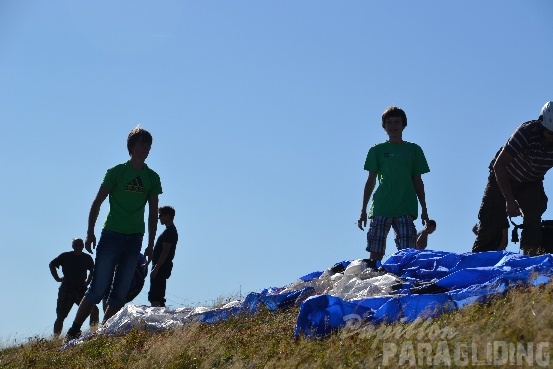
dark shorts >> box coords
[56,283,86,319]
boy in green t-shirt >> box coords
[357,106,430,267]
[65,126,162,343]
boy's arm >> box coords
[151,242,172,279]
[412,175,429,225]
[144,194,159,263]
[86,186,110,254]
[358,172,377,230]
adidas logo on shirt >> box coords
[124,177,146,193]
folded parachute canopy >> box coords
[91,249,553,341]
[293,249,553,338]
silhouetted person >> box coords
[65,126,162,342]
[49,238,99,337]
[148,206,179,307]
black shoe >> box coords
[330,262,346,274]
[64,327,81,343]
[363,258,377,270]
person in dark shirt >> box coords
[148,205,178,307]
[473,101,553,255]
[49,238,100,337]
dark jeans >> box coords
[84,230,143,309]
[473,172,547,252]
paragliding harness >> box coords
[509,218,553,254]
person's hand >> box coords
[358,211,367,230]
[506,199,521,217]
[85,233,96,254]
[421,211,429,226]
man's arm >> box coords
[85,186,110,254]
[49,260,62,282]
[151,242,172,279]
[412,175,429,225]
[358,172,377,230]
[493,148,520,217]
[144,194,159,263]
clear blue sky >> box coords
[1,1,552,344]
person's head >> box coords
[158,205,175,225]
[381,106,407,129]
[72,238,84,253]
[426,220,436,234]
[127,125,153,157]
[540,101,553,141]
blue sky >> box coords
[1,1,553,344]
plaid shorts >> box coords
[366,215,417,254]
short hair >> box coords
[427,220,436,228]
[381,106,407,128]
[127,125,153,155]
[159,205,176,219]
[72,238,84,247]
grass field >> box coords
[1,281,552,368]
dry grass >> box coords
[2,282,553,369]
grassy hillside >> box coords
[1,281,552,369]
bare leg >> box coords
[53,317,64,337]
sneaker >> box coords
[63,327,81,344]
[362,258,377,270]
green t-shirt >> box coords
[101,161,163,234]
[364,141,429,219]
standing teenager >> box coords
[358,106,430,267]
[65,126,162,341]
